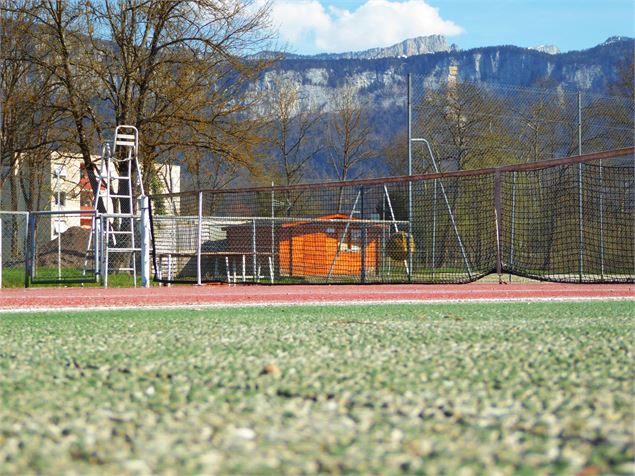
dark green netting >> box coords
[149,154,634,284]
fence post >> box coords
[577,91,582,156]
[271,182,275,283]
[509,172,517,282]
[577,92,584,283]
[56,215,62,280]
[578,163,584,282]
[197,191,203,286]
[494,170,503,283]
[252,219,257,283]
[360,186,366,284]
[599,161,605,280]
[407,73,414,283]
[432,179,437,280]
[0,217,3,289]
[139,195,151,288]
[26,213,34,288]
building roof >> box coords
[280,214,386,230]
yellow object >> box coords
[386,232,415,261]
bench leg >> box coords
[269,256,274,284]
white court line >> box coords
[0,296,633,314]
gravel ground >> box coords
[0,302,633,475]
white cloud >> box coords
[269,1,331,45]
[269,0,463,53]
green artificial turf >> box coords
[1,302,633,475]
[1,268,143,288]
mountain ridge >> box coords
[252,36,634,110]
[260,35,633,62]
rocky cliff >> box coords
[252,36,634,112]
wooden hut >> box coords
[225,214,384,280]
[277,214,382,278]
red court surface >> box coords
[0,283,633,311]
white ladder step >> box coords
[115,140,136,147]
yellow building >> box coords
[1,151,180,241]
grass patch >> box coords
[2,268,143,288]
[0,302,633,475]
[1,268,27,287]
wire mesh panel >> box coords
[578,164,635,282]
[501,161,634,282]
[410,175,497,283]
[502,165,583,280]
[582,94,634,153]
[0,212,29,288]
[150,149,634,285]
[95,214,144,286]
[409,77,634,173]
[28,211,98,284]
[151,186,413,284]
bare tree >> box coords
[261,76,323,214]
[610,56,634,101]
[581,57,635,152]
[327,86,376,211]
[380,129,408,177]
[0,3,62,210]
[417,82,511,170]
[6,0,276,209]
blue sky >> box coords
[267,0,635,54]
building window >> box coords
[80,190,93,208]
[54,192,66,207]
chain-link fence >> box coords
[22,210,146,286]
[1,202,149,288]
[501,161,634,282]
[149,148,634,285]
[26,211,98,285]
[409,77,634,173]
[0,212,29,288]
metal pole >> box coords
[101,216,107,286]
[0,217,3,289]
[139,195,150,288]
[327,191,361,282]
[599,161,605,280]
[103,216,109,288]
[432,179,437,280]
[271,182,275,283]
[95,217,101,279]
[407,73,414,282]
[197,191,203,285]
[26,213,34,288]
[381,195,386,280]
[383,185,400,232]
[383,184,409,276]
[577,92,584,282]
[56,171,62,280]
[360,187,366,284]
[577,91,582,156]
[509,172,517,283]
[578,163,584,282]
[252,219,257,283]
[494,170,503,283]
[413,138,472,278]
